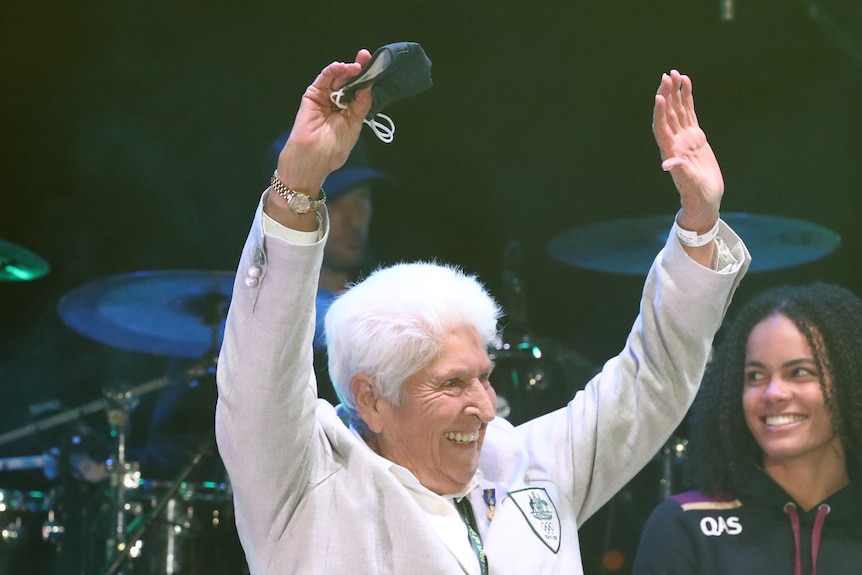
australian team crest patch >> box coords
[509,487,561,553]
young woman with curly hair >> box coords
[633,282,862,575]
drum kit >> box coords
[0,213,840,574]
[1,244,241,575]
[547,212,841,275]
[0,240,51,283]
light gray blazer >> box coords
[216,195,750,574]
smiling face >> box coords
[372,324,497,495]
[742,313,844,474]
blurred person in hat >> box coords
[269,132,389,403]
[62,136,388,480]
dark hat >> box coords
[267,132,389,200]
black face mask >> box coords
[330,42,433,143]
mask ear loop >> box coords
[330,90,396,144]
[364,114,395,144]
[330,89,348,110]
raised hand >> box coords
[277,49,374,195]
[653,70,723,234]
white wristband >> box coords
[674,214,720,247]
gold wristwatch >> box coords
[271,170,327,214]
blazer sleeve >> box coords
[215,192,330,568]
[517,220,749,524]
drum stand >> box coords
[101,435,214,575]
[96,359,217,575]
[101,386,139,575]
[0,373,182,574]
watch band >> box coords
[271,170,327,214]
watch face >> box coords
[289,193,313,214]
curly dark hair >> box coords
[688,282,862,496]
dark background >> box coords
[2,0,862,573]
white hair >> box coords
[325,261,502,427]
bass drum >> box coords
[0,488,57,575]
[124,480,247,575]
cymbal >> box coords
[547,213,841,275]
[0,239,50,281]
[58,270,234,358]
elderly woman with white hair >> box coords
[215,48,750,574]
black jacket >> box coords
[632,469,862,574]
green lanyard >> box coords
[455,496,489,575]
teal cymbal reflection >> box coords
[548,213,841,275]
